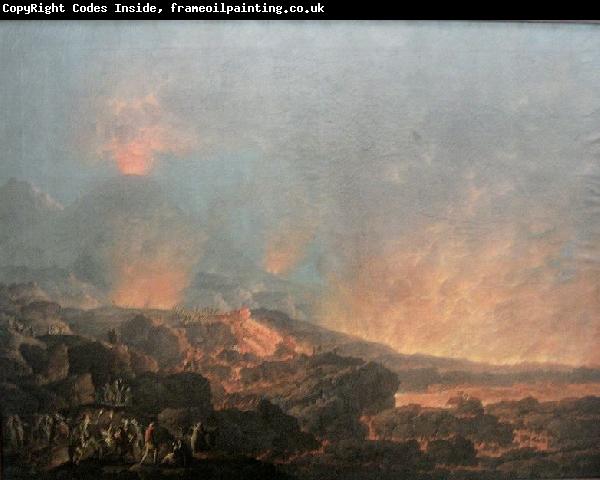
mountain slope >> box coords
[0,178,63,265]
[0,177,317,316]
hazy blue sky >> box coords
[2,21,600,364]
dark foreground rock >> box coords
[4,457,296,480]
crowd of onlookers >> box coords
[3,411,217,468]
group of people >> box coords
[6,317,34,336]
[3,411,141,464]
[96,378,132,407]
[4,411,218,468]
[68,412,144,464]
[5,317,68,337]
[4,413,69,458]
[138,420,218,467]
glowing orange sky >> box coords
[71,51,599,367]
[264,221,315,275]
[104,184,206,310]
[320,185,600,366]
[111,259,188,309]
[99,93,195,176]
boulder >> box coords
[120,315,190,368]
[68,340,132,386]
[0,382,39,414]
[50,373,95,408]
[131,371,212,415]
[213,399,319,459]
[128,346,159,374]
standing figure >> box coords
[140,422,158,465]
[5,415,24,452]
[190,422,206,455]
[130,419,144,458]
[50,413,69,445]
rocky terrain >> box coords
[1,282,600,479]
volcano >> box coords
[0,178,63,265]
[0,176,200,307]
[0,177,317,315]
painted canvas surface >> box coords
[1,21,599,479]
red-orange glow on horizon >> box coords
[111,260,189,309]
[264,224,315,275]
[394,382,600,408]
[320,188,600,366]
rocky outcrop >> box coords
[234,352,399,441]
[120,314,190,368]
[67,339,132,386]
[214,399,319,459]
[130,371,212,415]
[128,346,159,374]
[19,342,69,384]
[45,343,70,382]
[49,373,95,408]
[0,382,40,414]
